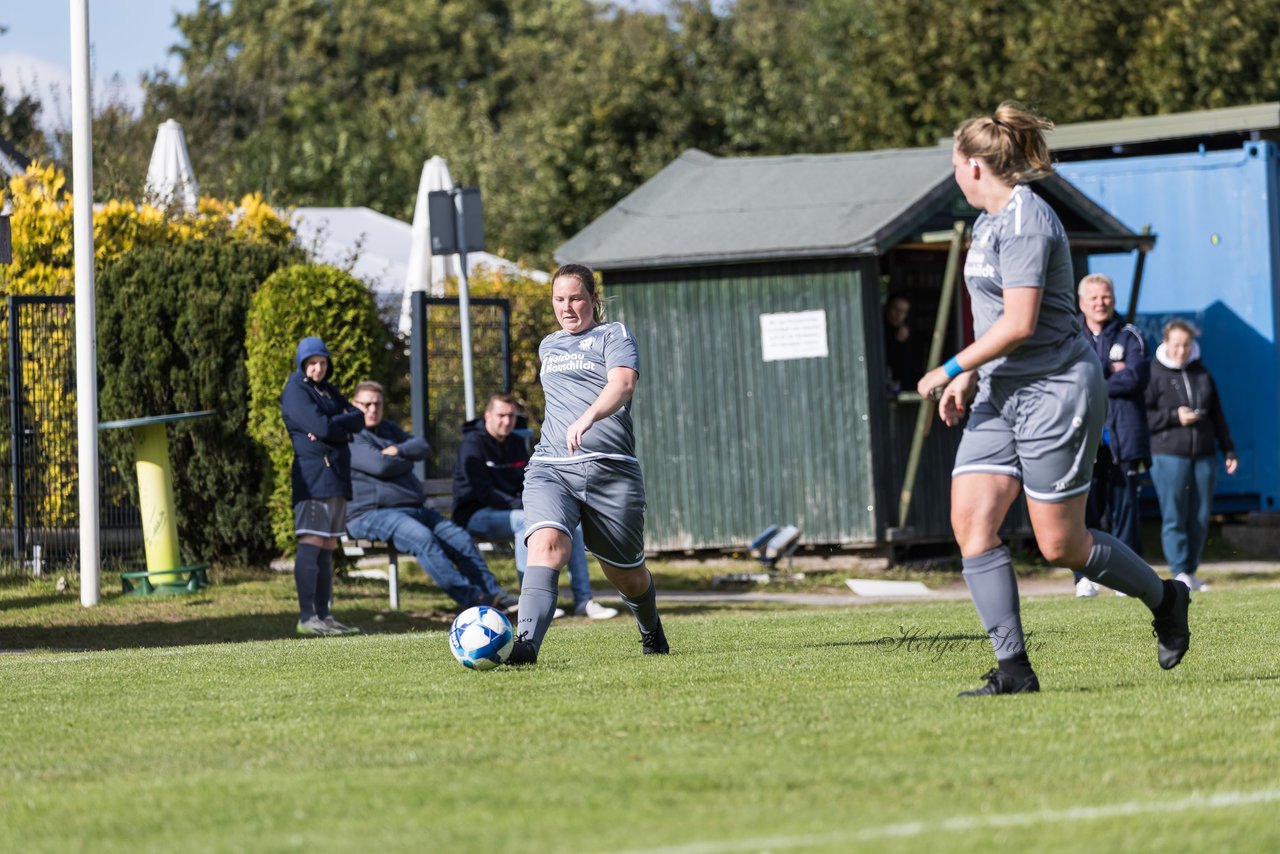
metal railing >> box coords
[1,295,142,574]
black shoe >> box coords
[506,636,538,666]
[1152,580,1191,670]
[958,668,1040,697]
[640,619,669,655]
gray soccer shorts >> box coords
[294,497,348,538]
[523,457,647,568]
[952,355,1106,502]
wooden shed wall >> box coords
[608,259,882,551]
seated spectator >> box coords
[345,381,517,613]
[453,393,618,620]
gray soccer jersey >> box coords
[532,321,640,463]
[964,184,1088,378]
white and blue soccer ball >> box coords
[449,605,514,670]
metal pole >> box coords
[500,302,512,393]
[454,189,476,420]
[7,297,23,561]
[1125,225,1153,325]
[410,291,428,483]
[70,0,101,605]
[898,221,966,529]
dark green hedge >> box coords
[97,237,302,565]
[245,264,393,553]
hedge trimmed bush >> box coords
[1,163,296,544]
[97,237,303,565]
[245,264,393,553]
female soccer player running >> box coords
[506,264,668,664]
[917,103,1190,696]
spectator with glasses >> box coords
[345,380,518,613]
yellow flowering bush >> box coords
[0,163,297,542]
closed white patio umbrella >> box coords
[144,119,198,213]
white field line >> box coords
[614,788,1280,854]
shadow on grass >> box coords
[0,605,457,653]
[0,592,74,613]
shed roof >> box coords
[556,147,1148,270]
[1047,102,1280,153]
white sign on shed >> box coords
[760,309,829,362]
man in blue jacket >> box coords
[1075,273,1152,597]
[345,380,517,613]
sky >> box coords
[0,0,201,126]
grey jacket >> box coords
[346,419,432,525]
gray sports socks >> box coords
[1082,529,1164,608]
[618,576,660,634]
[516,565,561,651]
[961,544,1025,660]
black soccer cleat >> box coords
[506,635,538,666]
[640,618,669,655]
[958,668,1041,697]
[1152,579,1191,670]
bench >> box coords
[342,478,505,610]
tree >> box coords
[0,83,52,164]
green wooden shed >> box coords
[555,146,1151,553]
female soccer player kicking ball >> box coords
[506,264,668,664]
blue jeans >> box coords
[1150,454,1217,576]
[465,508,593,606]
[348,505,505,608]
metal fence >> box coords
[412,296,512,479]
[1,295,143,574]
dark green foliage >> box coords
[18,0,1280,261]
[97,238,303,565]
[245,264,394,552]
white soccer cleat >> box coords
[1075,578,1099,598]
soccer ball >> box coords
[449,605,514,670]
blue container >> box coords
[1059,142,1279,513]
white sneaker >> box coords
[1075,578,1098,598]
[1175,572,1209,592]
[551,607,566,620]
[577,600,619,620]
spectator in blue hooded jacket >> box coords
[1073,273,1151,598]
[281,336,366,636]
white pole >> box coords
[454,189,476,420]
[70,0,100,606]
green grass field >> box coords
[2,567,1278,853]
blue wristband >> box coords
[943,356,965,379]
